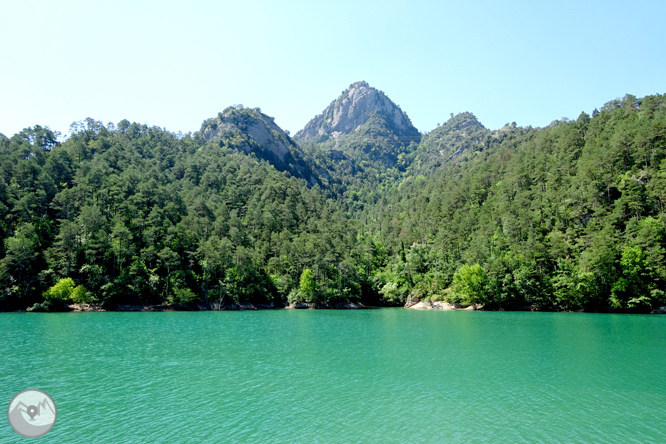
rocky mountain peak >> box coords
[201,107,293,162]
[199,106,321,187]
[411,112,490,170]
[295,81,419,143]
[447,112,484,132]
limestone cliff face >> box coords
[200,107,320,187]
[295,81,420,143]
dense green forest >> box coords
[1,89,665,312]
[374,94,666,311]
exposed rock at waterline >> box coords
[406,300,483,311]
[286,301,366,309]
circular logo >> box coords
[7,389,57,438]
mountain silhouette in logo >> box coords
[9,399,56,438]
[13,399,56,415]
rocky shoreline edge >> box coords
[404,298,666,314]
[405,300,483,311]
[5,300,665,314]
[50,301,368,312]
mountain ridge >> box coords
[1,89,665,313]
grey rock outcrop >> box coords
[202,109,290,163]
[295,81,420,143]
[201,107,320,187]
[405,300,483,310]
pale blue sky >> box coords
[1,0,664,138]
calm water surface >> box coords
[1,309,665,443]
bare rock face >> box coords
[295,81,419,142]
[200,107,320,187]
[202,108,292,163]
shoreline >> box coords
[52,301,368,312]
[3,301,665,314]
[404,299,666,314]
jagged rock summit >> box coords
[410,112,490,171]
[200,106,321,186]
[295,81,420,143]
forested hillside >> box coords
[408,112,489,173]
[1,87,665,312]
[370,94,666,311]
[0,119,377,310]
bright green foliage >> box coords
[611,246,650,308]
[43,278,76,301]
[450,264,488,305]
[71,285,92,304]
[379,281,401,303]
[299,268,316,302]
[168,287,197,305]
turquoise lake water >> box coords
[1,309,665,443]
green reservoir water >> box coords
[1,309,665,443]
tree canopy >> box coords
[1,92,665,312]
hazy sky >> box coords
[1,0,664,137]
